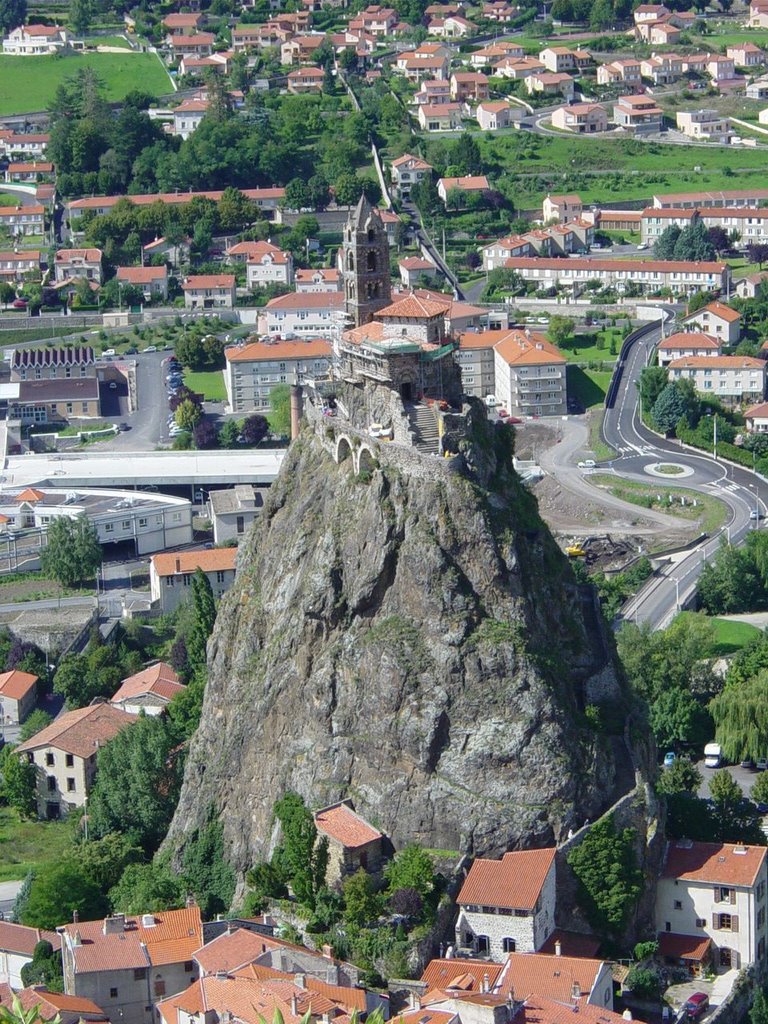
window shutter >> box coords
[730,888,737,904]
[712,914,719,929]
[732,915,739,933]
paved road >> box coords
[602,319,766,629]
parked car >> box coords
[682,994,709,1021]
[757,758,768,772]
[578,460,596,469]
[742,757,757,770]
[663,751,676,768]
[11,297,27,308]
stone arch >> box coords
[335,435,353,464]
[366,250,377,272]
[357,445,376,476]
[347,251,355,271]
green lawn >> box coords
[184,370,227,402]
[590,475,728,534]
[0,193,20,206]
[0,326,93,345]
[84,34,132,48]
[674,612,761,657]
[564,328,622,364]
[567,365,613,410]
[0,806,73,883]
[0,51,172,115]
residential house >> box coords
[0,670,38,728]
[476,100,521,130]
[0,927,60,988]
[180,51,233,77]
[0,250,42,279]
[543,193,582,222]
[2,24,69,55]
[116,265,169,301]
[58,907,204,1024]
[0,985,105,1024]
[182,274,236,309]
[641,206,768,246]
[158,974,350,1024]
[16,704,136,818]
[414,79,451,104]
[172,96,209,140]
[749,0,768,27]
[456,332,502,400]
[640,54,683,86]
[597,58,642,86]
[551,102,607,133]
[0,133,50,159]
[0,204,44,238]
[481,235,534,270]
[357,5,398,35]
[110,662,185,716]
[455,848,557,959]
[656,840,768,970]
[681,300,741,344]
[170,32,215,58]
[263,290,344,337]
[736,271,768,298]
[668,356,765,405]
[706,54,737,82]
[748,76,768,98]
[398,54,450,81]
[417,103,463,131]
[613,94,664,133]
[653,187,768,208]
[391,154,434,198]
[150,548,238,613]
[6,162,53,182]
[245,241,294,289]
[68,188,285,225]
[208,485,264,544]
[728,42,764,66]
[676,109,732,143]
[399,256,438,287]
[54,248,103,285]
[231,25,266,50]
[224,338,332,412]
[295,268,341,291]
[468,42,523,68]
[314,800,385,883]
[525,72,575,100]
[450,71,489,102]
[437,175,490,205]
[657,331,722,367]
[634,3,670,23]
[482,2,520,20]
[429,14,476,36]
[280,34,327,65]
[495,56,545,79]
[504,257,730,296]
[745,401,768,433]
[538,46,591,73]
[637,19,681,44]
[163,12,206,36]
[287,66,325,92]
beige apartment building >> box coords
[225,338,332,413]
[667,355,765,405]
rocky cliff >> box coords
[167,405,644,878]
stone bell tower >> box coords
[342,194,391,328]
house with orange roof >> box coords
[110,662,184,715]
[746,400,768,434]
[0,924,60,988]
[657,331,722,368]
[182,274,235,310]
[295,268,341,293]
[656,839,768,971]
[244,241,294,290]
[54,249,103,286]
[59,907,203,1024]
[667,355,765,405]
[681,300,741,344]
[437,175,490,206]
[16,703,136,818]
[399,256,439,288]
[150,547,238,613]
[0,669,38,726]
[116,265,168,301]
[2,24,69,55]
[455,848,557,958]
[542,193,582,223]
[224,338,331,413]
[314,800,385,882]
[476,100,521,131]
[263,291,344,339]
[0,984,107,1024]
[390,153,434,198]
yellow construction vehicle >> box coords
[566,544,586,558]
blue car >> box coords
[663,752,676,768]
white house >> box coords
[54,248,103,285]
[110,662,185,716]
[0,670,38,727]
[390,154,433,198]
[417,103,462,132]
[295,268,341,292]
[0,923,61,988]
[656,840,768,971]
[657,331,721,368]
[2,24,69,55]
[476,100,521,130]
[745,401,768,434]
[115,265,168,301]
[455,848,557,959]
[262,291,344,338]
[667,356,765,405]
[182,274,236,309]
[681,300,741,344]
[208,485,264,544]
[504,257,730,297]
[149,548,238,614]
[172,97,209,140]
[245,242,294,289]
[399,256,438,287]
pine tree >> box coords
[187,569,217,674]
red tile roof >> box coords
[746,402,768,419]
[0,986,107,1024]
[182,274,235,289]
[511,995,629,1024]
[668,356,764,369]
[0,922,60,956]
[495,952,606,1002]
[378,294,451,319]
[159,975,344,1024]
[110,662,184,705]
[62,907,203,974]
[458,848,556,910]
[0,669,38,700]
[151,548,237,577]
[116,266,167,284]
[16,704,136,759]
[314,802,383,849]
[537,932,601,958]
[266,291,344,310]
[421,960,504,991]
[439,175,490,192]
[55,249,101,263]
[658,331,720,350]
[15,488,45,502]
[662,840,767,887]
[657,932,712,961]
[226,339,331,363]
[685,300,741,323]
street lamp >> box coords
[707,408,718,460]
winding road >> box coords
[598,319,768,629]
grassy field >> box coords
[0,573,93,602]
[184,370,227,402]
[567,365,613,410]
[564,328,622,364]
[590,474,728,534]
[0,51,172,115]
[85,35,132,48]
[0,326,94,346]
[587,408,616,462]
[0,807,72,883]
[674,611,761,656]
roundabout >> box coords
[643,461,694,480]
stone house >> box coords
[314,800,385,883]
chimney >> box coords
[290,996,298,1016]
[483,973,490,994]
[73,910,79,924]
[295,974,307,989]
[102,915,126,935]
[572,983,582,1001]
[290,384,303,441]
[321,944,334,960]
[410,994,422,1011]
[555,941,562,957]
[186,894,197,908]
[73,931,82,947]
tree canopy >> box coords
[567,814,642,937]
[40,515,101,588]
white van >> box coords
[704,742,722,768]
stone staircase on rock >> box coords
[407,402,440,455]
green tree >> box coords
[751,772,768,805]
[89,714,183,854]
[19,709,52,743]
[590,0,614,28]
[20,939,63,993]
[334,173,364,208]
[269,383,292,437]
[273,792,328,909]
[167,674,205,740]
[342,869,382,927]
[547,315,575,350]
[750,989,768,1024]
[384,844,436,903]
[566,814,642,937]
[1,746,37,818]
[673,218,715,262]
[654,225,682,260]
[109,862,186,915]
[0,0,25,34]
[69,0,95,34]
[656,757,702,795]
[181,812,236,918]
[40,515,101,588]
[187,568,217,675]
[697,544,764,615]
[650,688,712,750]
[453,134,481,175]
[76,833,143,891]
[639,366,669,419]
[708,769,764,843]
[651,383,687,433]
[0,282,16,307]
[176,399,203,432]
[21,862,109,930]
[711,672,768,762]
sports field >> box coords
[0,50,172,115]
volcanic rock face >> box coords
[167,409,641,877]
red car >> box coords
[11,297,27,309]
[682,994,709,1021]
